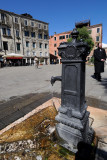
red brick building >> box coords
[49,31,71,64]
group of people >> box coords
[93,43,106,82]
[3,59,21,67]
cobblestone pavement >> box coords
[0,65,61,102]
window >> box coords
[7,28,11,36]
[88,30,92,34]
[54,37,56,41]
[66,35,69,39]
[24,31,29,37]
[97,28,100,33]
[15,17,18,23]
[24,20,27,26]
[38,24,41,29]
[45,52,48,56]
[40,52,42,56]
[69,34,71,38]
[2,28,6,35]
[17,43,20,51]
[54,44,57,47]
[44,35,48,39]
[33,51,36,56]
[31,21,34,27]
[26,41,29,47]
[31,32,35,37]
[96,36,99,42]
[3,42,8,50]
[59,35,65,40]
[2,28,11,36]
[33,42,36,48]
[39,43,42,48]
[55,51,57,56]
[1,13,5,20]
[26,51,30,56]
[16,30,19,37]
[45,44,48,49]
[38,33,42,39]
[44,25,47,30]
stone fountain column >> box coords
[51,28,94,153]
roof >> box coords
[88,24,102,29]
[50,23,102,38]
[0,9,49,24]
[50,30,72,37]
[75,19,90,28]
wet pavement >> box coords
[0,92,60,130]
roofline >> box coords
[50,23,102,37]
[50,30,72,37]
[0,9,49,24]
[88,23,102,29]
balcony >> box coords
[3,34,13,39]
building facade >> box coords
[49,31,71,64]
[87,23,102,58]
[49,20,102,63]
[0,9,49,66]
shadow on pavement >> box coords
[75,141,107,160]
[100,78,107,93]
[91,75,107,93]
[75,141,95,160]
[95,145,107,160]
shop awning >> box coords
[3,53,24,59]
[0,52,5,56]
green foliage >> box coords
[77,27,89,40]
[67,37,72,43]
[77,27,94,51]
[67,27,94,51]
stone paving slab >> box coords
[0,65,107,107]
[0,64,106,130]
[88,106,107,160]
[0,92,60,130]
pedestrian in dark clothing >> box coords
[93,43,106,81]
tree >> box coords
[67,27,94,51]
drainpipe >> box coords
[9,14,16,53]
[21,21,24,65]
[0,26,2,51]
[21,24,24,55]
[0,15,3,53]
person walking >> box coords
[34,56,39,68]
[93,43,106,81]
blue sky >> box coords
[1,0,107,43]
